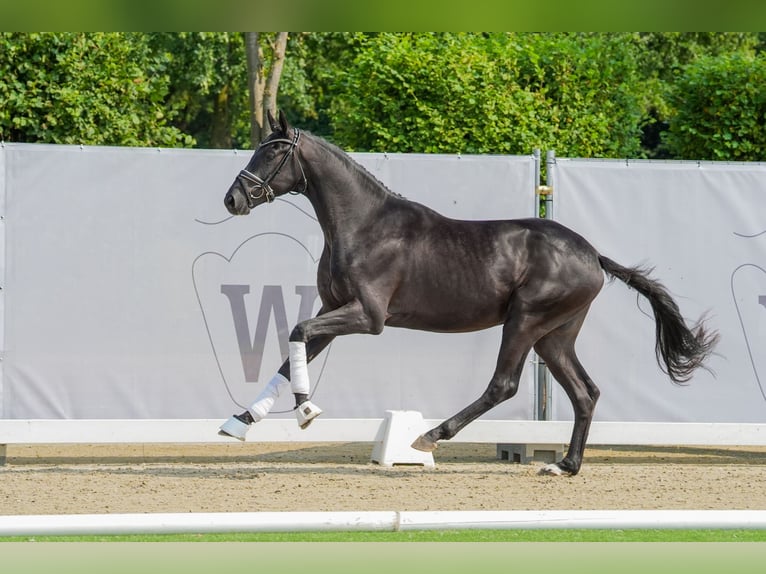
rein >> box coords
[237,128,306,206]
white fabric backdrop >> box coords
[552,159,766,423]
[1,144,537,420]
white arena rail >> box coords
[2,416,766,465]
[4,509,766,536]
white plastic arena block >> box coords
[496,443,564,464]
[371,410,435,467]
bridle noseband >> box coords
[237,128,306,207]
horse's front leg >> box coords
[219,299,384,439]
[287,299,385,427]
[218,334,335,440]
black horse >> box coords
[220,111,718,476]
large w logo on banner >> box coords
[731,229,766,402]
[192,232,327,410]
[220,284,319,382]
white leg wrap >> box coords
[289,341,310,395]
[247,373,289,421]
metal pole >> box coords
[534,150,557,421]
[545,150,556,221]
[531,149,545,421]
[533,149,541,217]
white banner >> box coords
[1,144,537,421]
[553,158,766,423]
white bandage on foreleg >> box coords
[247,373,289,421]
[289,341,310,395]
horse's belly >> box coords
[385,296,505,333]
[385,313,502,333]
[384,259,513,332]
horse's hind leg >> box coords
[412,315,538,452]
[533,312,600,476]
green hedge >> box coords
[0,33,192,147]
[665,53,766,161]
[327,33,648,158]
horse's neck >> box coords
[304,147,388,243]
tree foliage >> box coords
[147,32,249,149]
[0,32,193,147]
[632,33,762,157]
[327,33,648,158]
[664,52,766,161]
[2,32,765,162]
[277,33,365,136]
[147,32,299,149]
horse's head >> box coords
[224,111,306,215]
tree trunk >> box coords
[264,32,289,131]
[244,32,265,148]
[209,83,232,149]
[244,32,289,149]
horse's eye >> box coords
[263,146,277,160]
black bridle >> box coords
[237,128,306,207]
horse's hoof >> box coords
[410,435,438,452]
[539,463,564,476]
[218,414,250,441]
[295,400,322,429]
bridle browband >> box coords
[237,128,306,207]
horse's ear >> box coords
[267,110,279,133]
[278,110,290,134]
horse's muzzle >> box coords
[224,184,251,215]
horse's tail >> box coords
[598,255,719,384]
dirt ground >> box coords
[2,442,766,515]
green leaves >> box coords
[326,33,648,158]
[665,52,766,161]
[3,32,764,161]
[0,33,192,147]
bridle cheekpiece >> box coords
[237,128,306,207]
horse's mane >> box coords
[307,131,405,199]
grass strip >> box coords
[2,528,766,542]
